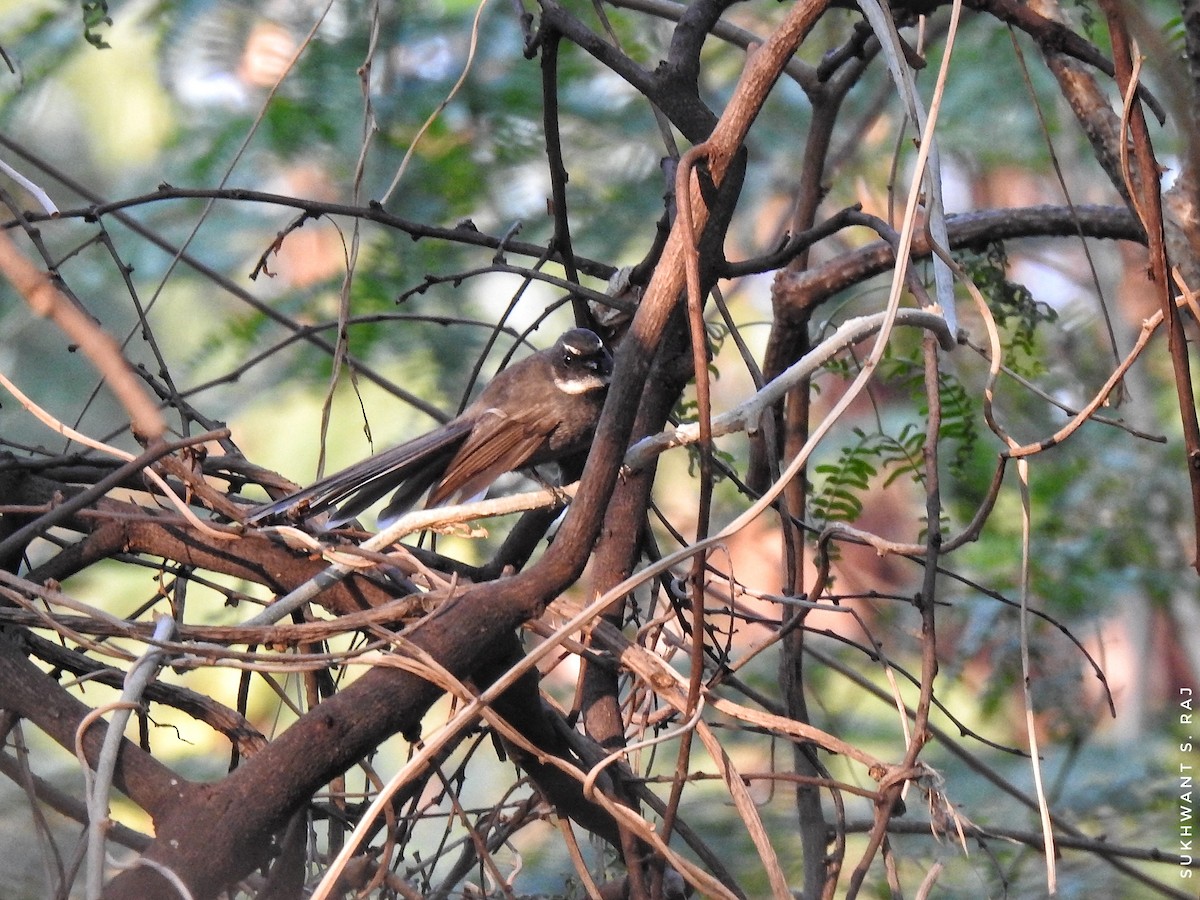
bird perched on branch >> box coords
[246,328,613,527]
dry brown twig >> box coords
[0,230,164,443]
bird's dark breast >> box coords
[541,387,607,456]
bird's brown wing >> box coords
[426,406,557,506]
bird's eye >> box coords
[563,351,577,365]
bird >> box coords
[246,328,613,527]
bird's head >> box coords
[553,328,613,394]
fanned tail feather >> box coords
[245,419,473,525]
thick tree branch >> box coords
[772,204,1144,322]
[0,630,192,819]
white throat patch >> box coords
[554,371,607,394]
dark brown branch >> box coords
[20,630,268,755]
[772,204,1145,322]
[720,205,866,278]
[536,0,718,143]
[0,431,235,569]
[0,630,192,819]
[19,186,617,282]
[1100,4,1200,571]
[2,478,400,615]
[539,31,586,325]
[969,0,1167,124]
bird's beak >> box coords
[593,351,614,384]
